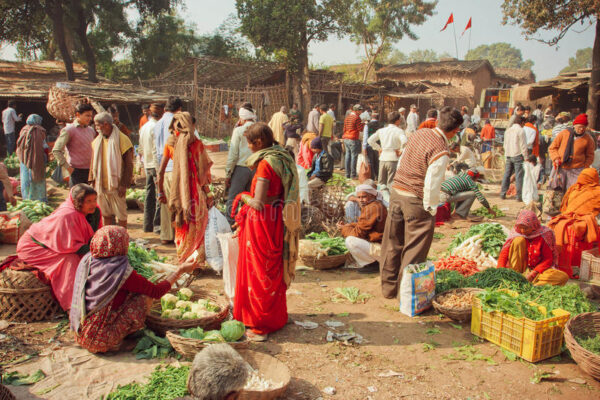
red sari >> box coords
[233,160,287,335]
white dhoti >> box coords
[345,236,381,267]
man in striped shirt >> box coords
[440,167,495,219]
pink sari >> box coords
[16,191,97,310]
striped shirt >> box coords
[343,112,364,140]
[441,172,490,209]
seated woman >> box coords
[498,210,568,286]
[548,168,600,277]
[15,184,102,310]
[70,226,197,353]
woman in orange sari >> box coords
[548,168,600,277]
[157,112,213,263]
[232,123,300,341]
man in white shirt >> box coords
[2,100,22,156]
[405,104,419,136]
[398,107,407,130]
[380,107,463,299]
[500,115,528,201]
[306,104,321,134]
[449,142,477,169]
[225,106,257,225]
[138,103,163,233]
[367,111,407,187]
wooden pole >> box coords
[193,59,199,123]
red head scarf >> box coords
[502,210,558,266]
[90,226,129,258]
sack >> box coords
[204,207,232,272]
[0,211,32,244]
[548,166,563,191]
[296,165,309,204]
[357,154,371,183]
[543,189,563,217]
[217,232,239,301]
[399,262,436,317]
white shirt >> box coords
[592,149,600,171]
[367,124,407,162]
[406,111,419,133]
[2,107,21,134]
[523,125,537,148]
[455,146,477,167]
[327,109,336,136]
[225,121,254,177]
[503,124,528,159]
[139,117,158,169]
[360,110,371,122]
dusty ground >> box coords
[2,151,600,400]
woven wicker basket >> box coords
[145,287,230,336]
[432,288,483,322]
[564,312,600,380]
[0,269,62,322]
[46,86,80,123]
[0,384,15,400]
[237,350,291,400]
[5,168,19,178]
[300,253,347,270]
[166,330,250,359]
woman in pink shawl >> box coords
[16,184,102,310]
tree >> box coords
[236,0,348,115]
[464,42,534,70]
[561,47,593,73]
[380,48,451,64]
[501,0,600,129]
[347,0,436,82]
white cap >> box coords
[398,107,406,113]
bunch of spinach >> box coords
[104,365,189,400]
[305,232,347,255]
[132,329,173,360]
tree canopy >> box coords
[560,47,593,73]
[464,43,534,70]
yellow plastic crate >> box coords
[471,298,570,362]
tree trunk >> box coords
[46,0,75,81]
[588,17,600,130]
[71,0,97,82]
[295,34,312,124]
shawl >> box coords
[560,168,600,216]
[501,210,558,266]
[26,188,95,255]
[167,112,198,227]
[548,212,599,247]
[70,226,132,332]
[246,145,300,287]
[562,128,577,166]
[91,125,122,193]
[16,124,47,182]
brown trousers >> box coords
[380,190,435,298]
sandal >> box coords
[246,331,268,342]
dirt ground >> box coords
[2,151,600,400]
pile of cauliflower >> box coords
[160,288,221,320]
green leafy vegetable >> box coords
[179,327,205,340]
[576,334,600,355]
[448,223,507,258]
[220,320,246,342]
[305,232,348,255]
[132,329,173,359]
[2,369,46,385]
[466,268,529,290]
[202,330,225,342]
[443,345,497,365]
[435,270,468,293]
[471,205,505,218]
[477,290,545,320]
[126,188,146,202]
[335,287,371,303]
[104,365,189,400]
[127,242,164,279]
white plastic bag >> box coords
[217,232,239,301]
[522,162,540,205]
[399,262,436,317]
[296,164,309,204]
[204,207,232,272]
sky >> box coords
[1,0,595,80]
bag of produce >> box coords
[217,232,239,302]
[399,262,436,317]
[204,207,232,272]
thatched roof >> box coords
[494,67,536,84]
[513,69,590,102]
[384,80,472,101]
[376,59,494,78]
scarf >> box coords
[562,127,582,166]
[69,226,132,332]
[168,112,196,227]
[560,168,600,215]
[246,145,300,287]
[91,125,122,193]
[16,124,46,182]
[501,210,558,266]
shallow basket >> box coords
[0,384,15,400]
[237,350,291,400]
[145,286,230,336]
[299,253,347,270]
[0,268,62,322]
[580,247,600,283]
[432,288,483,322]
[166,330,250,359]
[564,312,600,380]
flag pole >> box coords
[452,20,459,59]
[468,22,472,56]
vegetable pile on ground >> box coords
[303,232,347,256]
[127,242,168,279]
[104,365,189,400]
[132,329,173,359]
[435,270,469,293]
[576,334,600,355]
[1,369,45,386]
[126,188,146,202]
[8,200,53,222]
[436,290,475,309]
[471,205,505,218]
[45,159,57,178]
[326,173,355,194]
[178,320,246,343]
[467,268,529,290]
[477,289,547,320]
[435,256,479,277]
[159,288,221,320]
[3,154,19,169]
[448,223,507,258]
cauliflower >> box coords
[160,293,178,311]
[198,299,220,313]
[161,309,182,319]
[181,312,197,320]
[190,303,203,315]
[177,288,193,301]
[176,300,193,311]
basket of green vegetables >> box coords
[564,312,600,380]
[3,154,20,176]
[126,188,145,210]
[166,320,249,359]
[299,232,347,270]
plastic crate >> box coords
[471,298,570,362]
[580,247,600,282]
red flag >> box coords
[440,13,454,32]
[461,17,472,36]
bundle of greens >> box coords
[1,369,45,385]
[466,268,530,291]
[126,188,146,202]
[127,242,166,279]
[305,232,347,255]
[576,334,600,355]
[519,284,595,316]
[104,365,189,400]
[471,205,506,218]
[132,329,173,359]
[477,290,545,320]
[326,173,354,194]
[448,223,507,258]
[8,200,54,222]
[3,153,19,169]
[435,270,468,294]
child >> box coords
[522,154,542,205]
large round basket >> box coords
[0,384,16,400]
[237,350,291,400]
[432,288,483,322]
[5,168,19,177]
[299,253,347,270]
[564,312,600,380]
[166,330,250,359]
[145,287,230,336]
[0,268,62,322]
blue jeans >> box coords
[500,155,524,200]
[5,132,15,155]
[344,139,360,178]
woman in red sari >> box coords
[232,123,300,341]
[157,112,213,263]
[13,184,102,310]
